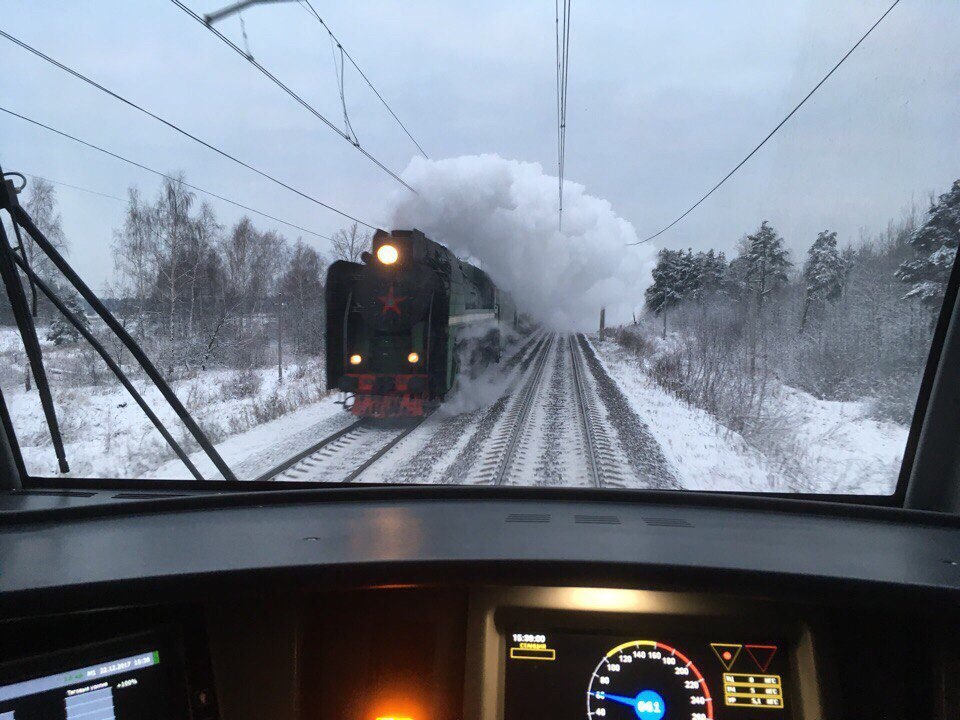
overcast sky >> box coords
[1,0,958,293]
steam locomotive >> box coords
[326,229,517,417]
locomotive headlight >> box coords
[377,244,399,265]
[349,354,362,365]
[407,352,420,364]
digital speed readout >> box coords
[504,630,792,720]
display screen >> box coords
[505,629,792,720]
[0,632,189,720]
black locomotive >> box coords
[326,229,517,417]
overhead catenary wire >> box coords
[555,0,561,221]
[168,0,418,193]
[22,173,123,202]
[556,0,571,228]
[329,35,359,145]
[629,0,902,245]
[0,106,334,240]
[0,29,378,230]
[300,0,429,159]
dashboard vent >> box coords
[505,513,551,523]
[16,489,96,498]
[574,514,621,525]
[643,517,693,528]
[112,492,188,500]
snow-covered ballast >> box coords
[326,229,517,417]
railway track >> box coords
[256,333,544,484]
[257,332,629,487]
[568,333,630,488]
[467,332,630,487]
[257,415,428,483]
[464,333,554,485]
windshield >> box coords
[0,1,957,496]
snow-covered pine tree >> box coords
[743,221,791,310]
[699,249,727,298]
[896,179,960,312]
[800,230,847,331]
[46,293,90,346]
[645,249,685,337]
[676,249,702,302]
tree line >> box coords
[636,179,959,425]
[4,174,372,383]
[109,174,372,376]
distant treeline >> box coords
[3,174,371,380]
[634,179,959,425]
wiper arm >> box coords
[0,165,239,482]
[11,249,206,481]
[0,200,69,473]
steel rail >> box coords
[342,413,432,483]
[493,333,555,485]
[256,418,367,481]
[568,333,602,487]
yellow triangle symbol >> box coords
[710,643,742,671]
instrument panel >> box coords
[505,631,790,720]
[465,587,822,720]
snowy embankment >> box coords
[1,328,338,479]
[762,386,906,494]
[592,335,906,494]
[590,338,777,492]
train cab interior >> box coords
[3,2,960,720]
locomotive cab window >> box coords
[0,1,955,497]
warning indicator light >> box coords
[710,643,742,671]
[744,645,778,672]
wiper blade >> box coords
[0,198,68,473]
[11,249,206,481]
[0,164,239,482]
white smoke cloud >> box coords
[388,154,658,330]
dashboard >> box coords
[1,491,959,719]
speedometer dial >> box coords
[586,640,713,720]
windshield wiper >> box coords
[0,164,238,482]
[0,176,68,473]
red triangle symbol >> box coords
[744,644,777,672]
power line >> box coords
[0,106,333,240]
[556,0,571,228]
[630,0,902,245]
[329,33,359,144]
[555,0,561,221]
[168,0,418,193]
[22,173,123,202]
[0,29,378,230]
[300,0,429,159]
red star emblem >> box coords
[378,285,407,316]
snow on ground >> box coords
[0,324,908,492]
[769,387,905,495]
[0,325,334,480]
[592,335,906,494]
[151,394,348,480]
[591,338,778,492]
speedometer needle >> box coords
[591,692,638,707]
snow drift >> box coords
[389,155,657,329]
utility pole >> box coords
[277,292,284,383]
[599,307,606,342]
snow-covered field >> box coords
[591,337,906,494]
[0,327,332,479]
[0,326,908,494]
